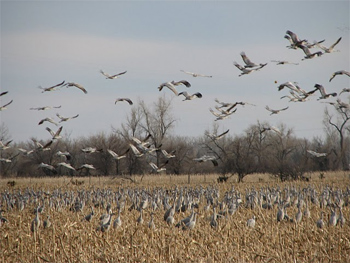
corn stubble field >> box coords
[1,172,350,263]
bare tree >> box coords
[113,106,146,176]
[228,135,256,182]
[323,102,350,170]
[267,124,300,181]
[159,136,192,175]
[244,121,273,173]
[0,123,11,142]
[139,96,176,167]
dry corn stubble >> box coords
[0,172,349,262]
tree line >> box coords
[1,96,349,181]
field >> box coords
[1,172,350,263]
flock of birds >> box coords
[0,183,348,234]
[0,29,349,171]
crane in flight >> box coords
[100,70,127,79]
[178,91,202,101]
[180,70,212,78]
[265,105,289,115]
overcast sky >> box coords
[1,1,349,143]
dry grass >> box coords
[1,172,350,262]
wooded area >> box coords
[1,96,349,181]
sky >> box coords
[1,0,349,143]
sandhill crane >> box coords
[46,126,63,140]
[117,199,126,213]
[307,150,327,157]
[161,149,176,159]
[172,80,191,87]
[277,82,307,95]
[139,197,149,211]
[329,209,337,226]
[285,30,308,49]
[265,105,289,115]
[99,204,112,223]
[158,82,179,96]
[115,98,133,105]
[0,140,12,150]
[313,84,337,100]
[148,212,156,229]
[0,100,13,111]
[57,162,76,171]
[98,213,116,233]
[0,157,14,163]
[216,104,241,114]
[178,91,202,101]
[31,207,40,232]
[225,101,255,110]
[159,80,191,95]
[303,201,311,218]
[322,99,348,109]
[176,210,195,228]
[129,144,144,157]
[336,99,350,109]
[3,153,20,163]
[316,37,342,53]
[300,45,323,60]
[271,60,299,65]
[329,70,350,82]
[210,207,218,228]
[137,209,144,225]
[166,214,175,226]
[0,91,9,96]
[280,91,309,102]
[43,215,51,229]
[339,88,350,95]
[131,136,151,149]
[56,151,72,161]
[113,209,122,229]
[56,113,79,122]
[337,207,345,227]
[182,212,197,230]
[209,107,236,121]
[107,149,127,160]
[149,161,168,173]
[76,164,96,172]
[32,139,53,151]
[316,212,325,229]
[63,82,87,94]
[18,148,34,156]
[305,39,326,48]
[240,52,261,68]
[100,70,127,79]
[38,80,65,93]
[164,204,175,222]
[284,34,298,49]
[193,155,218,166]
[30,105,61,111]
[277,204,285,222]
[180,70,212,78]
[206,129,229,141]
[215,98,235,108]
[233,61,266,76]
[82,206,94,222]
[131,139,161,155]
[247,215,256,228]
[38,163,56,172]
[38,117,58,126]
[81,147,103,154]
[295,207,302,224]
